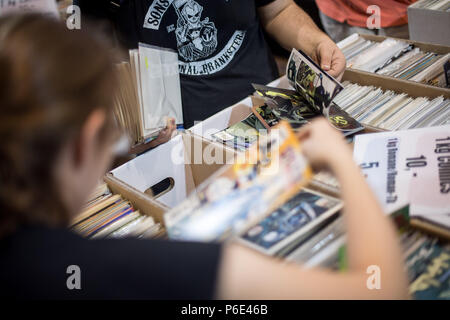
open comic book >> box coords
[212,50,363,150]
[253,84,364,136]
[164,122,314,242]
[252,49,364,137]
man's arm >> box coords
[258,0,346,79]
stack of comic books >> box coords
[333,82,450,130]
[71,183,164,239]
[338,33,450,88]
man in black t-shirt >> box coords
[75,0,346,128]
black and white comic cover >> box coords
[287,49,344,113]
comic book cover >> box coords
[287,48,344,113]
[211,113,267,151]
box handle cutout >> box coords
[145,178,175,199]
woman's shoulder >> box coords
[0,225,222,299]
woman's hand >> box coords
[297,118,352,171]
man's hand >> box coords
[314,38,346,80]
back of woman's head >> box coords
[0,14,118,236]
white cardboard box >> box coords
[107,132,235,214]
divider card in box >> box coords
[164,122,313,242]
[353,125,450,228]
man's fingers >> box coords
[329,49,346,80]
[318,43,332,71]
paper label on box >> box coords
[353,125,450,217]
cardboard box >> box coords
[104,176,167,225]
[343,69,450,99]
[105,132,236,224]
[189,68,427,138]
[189,69,450,143]
[342,69,450,131]
[105,70,448,230]
[348,33,450,56]
[408,1,450,46]
[342,33,450,89]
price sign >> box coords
[354,125,450,219]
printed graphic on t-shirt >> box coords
[174,0,217,61]
[143,0,246,76]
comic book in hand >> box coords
[252,84,364,136]
[164,121,313,242]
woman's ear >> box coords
[73,109,106,168]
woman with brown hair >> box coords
[0,14,408,299]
